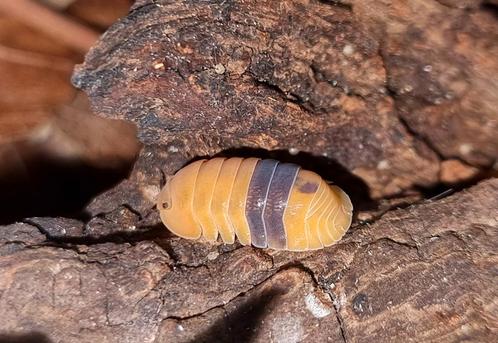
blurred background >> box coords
[0,0,141,224]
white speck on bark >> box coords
[305,293,332,318]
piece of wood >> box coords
[73,0,444,200]
[0,179,496,342]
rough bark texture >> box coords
[1,0,497,342]
[0,180,496,342]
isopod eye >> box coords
[157,178,173,212]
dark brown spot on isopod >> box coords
[299,182,319,193]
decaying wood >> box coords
[1,0,497,342]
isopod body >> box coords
[157,158,353,251]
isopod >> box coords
[156,158,353,251]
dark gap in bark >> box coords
[0,142,139,225]
[0,331,52,343]
[415,166,498,200]
[189,287,285,343]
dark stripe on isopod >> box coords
[245,159,279,248]
[263,163,300,249]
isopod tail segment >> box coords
[156,157,353,251]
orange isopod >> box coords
[156,158,353,251]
